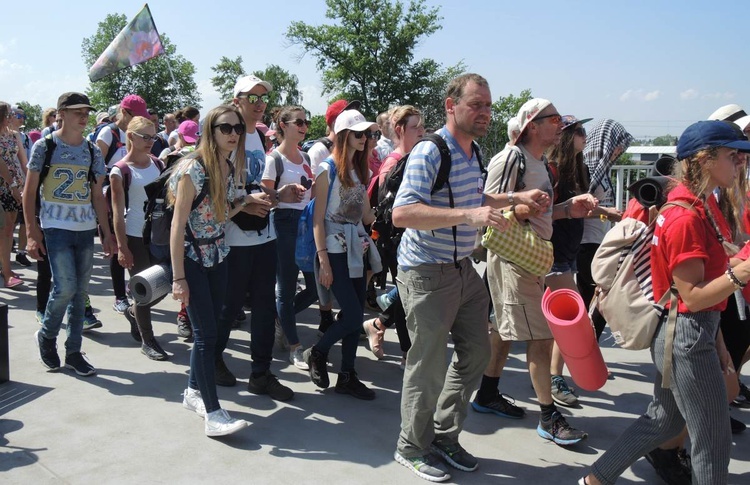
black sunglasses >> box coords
[365,130,382,140]
[212,123,245,135]
[574,127,586,137]
[286,118,310,128]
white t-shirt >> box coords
[225,130,277,246]
[315,159,369,254]
[168,130,179,147]
[96,125,128,168]
[307,140,331,175]
[261,150,313,210]
[110,161,161,237]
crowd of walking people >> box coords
[3,71,750,484]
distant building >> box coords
[626,146,676,163]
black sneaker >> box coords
[394,451,451,482]
[472,393,525,419]
[214,357,237,387]
[645,447,692,485]
[15,252,32,267]
[303,347,329,389]
[64,351,96,376]
[141,337,168,361]
[124,307,142,343]
[730,416,746,434]
[335,371,375,400]
[176,313,193,340]
[431,438,478,472]
[35,330,60,371]
[247,370,294,401]
[537,411,587,445]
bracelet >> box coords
[240,198,248,208]
[726,268,746,289]
[317,249,328,254]
[173,277,186,283]
[507,191,515,208]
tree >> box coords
[16,101,43,131]
[307,114,327,141]
[286,0,449,119]
[81,13,201,122]
[651,135,677,146]
[477,89,533,159]
[211,56,245,104]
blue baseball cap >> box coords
[676,120,750,160]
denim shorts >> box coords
[548,257,577,276]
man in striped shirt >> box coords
[391,73,544,482]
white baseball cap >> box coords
[233,75,273,98]
[516,98,554,138]
[333,110,377,134]
[708,104,747,122]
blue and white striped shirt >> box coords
[394,127,484,269]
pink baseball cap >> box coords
[178,120,199,144]
[120,94,149,118]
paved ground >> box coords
[1,248,750,484]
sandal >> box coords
[5,276,23,288]
[362,318,385,359]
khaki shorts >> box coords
[487,252,552,341]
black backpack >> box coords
[91,122,123,165]
[373,133,483,261]
[142,157,210,251]
[36,134,97,216]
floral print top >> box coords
[0,131,24,187]
[169,157,235,267]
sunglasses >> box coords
[353,130,382,140]
[574,127,586,137]
[132,132,157,142]
[213,123,245,135]
[14,113,25,120]
[535,113,562,124]
[286,118,311,128]
[239,94,270,105]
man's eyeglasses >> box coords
[213,123,245,135]
[239,94,270,105]
[287,118,310,128]
[132,132,157,143]
[535,113,562,125]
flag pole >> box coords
[145,3,181,99]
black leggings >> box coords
[720,292,750,371]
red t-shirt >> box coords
[651,185,730,313]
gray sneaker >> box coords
[551,375,579,407]
[430,438,478,472]
[394,451,450,482]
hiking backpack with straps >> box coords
[371,133,484,256]
[142,157,210,249]
[591,201,697,388]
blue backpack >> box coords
[296,160,337,273]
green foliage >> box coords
[16,101,43,131]
[307,114,328,140]
[211,56,245,103]
[614,152,635,165]
[650,135,677,146]
[81,13,201,123]
[286,0,445,120]
[477,89,533,159]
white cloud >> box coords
[680,88,699,100]
[0,39,17,55]
[620,89,660,102]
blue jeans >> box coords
[184,256,228,414]
[40,228,96,355]
[274,209,318,346]
[315,252,366,373]
[217,242,277,374]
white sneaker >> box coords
[182,388,206,418]
[205,409,248,437]
[290,347,309,370]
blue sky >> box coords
[1,1,747,139]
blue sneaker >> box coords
[376,293,392,312]
[472,393,525,419]
[113,298,130,314]
[82,307,102,332]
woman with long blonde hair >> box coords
[169,105,255,437]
